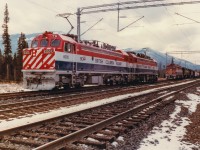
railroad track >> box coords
[0,79,199,150]
[0,79,185,101]
[0,80,192,120]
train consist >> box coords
[22,31,158,90]
[166,63,199,79]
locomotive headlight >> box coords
[23,50,31,55]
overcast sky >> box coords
[1,0,200,64]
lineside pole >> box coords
[77,8,81,42]
[117,3,120,32]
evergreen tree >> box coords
[0,49,4,79]
[16,33,28,81]
[2,3,12,80]
[13,53,17,81]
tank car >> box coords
[22,31,158,90]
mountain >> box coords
[124,47,200,71]
[0,33,38,54]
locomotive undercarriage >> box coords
[23,71,157,90]
[57,74,85,89]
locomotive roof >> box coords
[33,32,77,44]
[116,49,129,56]
[59,34,77,44]
[128,52,157,63]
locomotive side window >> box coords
[51,39,60,47]
[40,39,49,47]
[32,40,38,48]
[64,43,75,53]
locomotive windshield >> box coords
[40,39,49,47]
[51,39,60,47]
[31,40,38,48]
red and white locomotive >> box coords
[22,31,158,90]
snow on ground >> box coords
[197,87,200,92]
[158,91,168,95]
[112,141,119,147]
[0,79,197,94]
[0,83,97,93]
[138,91,200,150]
[0,83,31,93]
[0,80,198,132]
[112,136,125,147]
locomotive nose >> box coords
[23,48,55,70]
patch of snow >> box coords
[79,144,88,149]
[138,93,200,150]
[0,83,32,93]
[87,137,99,142]
[96,133,104,136]
[26,37,34,41]
[112,141,118,147]
[197,87,200,92]
[177,93,200,114]
[163,96,174,101]
[117,136,124,141]
[158,91,168,95]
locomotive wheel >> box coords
[64,84,70,89]
[109,80,113,86]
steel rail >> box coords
[0,80,182,101]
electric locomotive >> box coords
[22,31,158,90]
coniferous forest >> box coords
[0,4,28,81]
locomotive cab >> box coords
[22,32,61,90]
[23,32,80,90]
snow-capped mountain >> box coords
[0,33,38,54]
[124,48,200,70]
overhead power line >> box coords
[81,18,103,36]
[168,51,200,54]
[119,16,144,31]
[76,0,200,41]
[80,0,200,14]
[81,0,165,10]
[175,13,200,23]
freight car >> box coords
[22,31,158,90]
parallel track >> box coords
[0,79,182,101]
[0,80,189,120]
